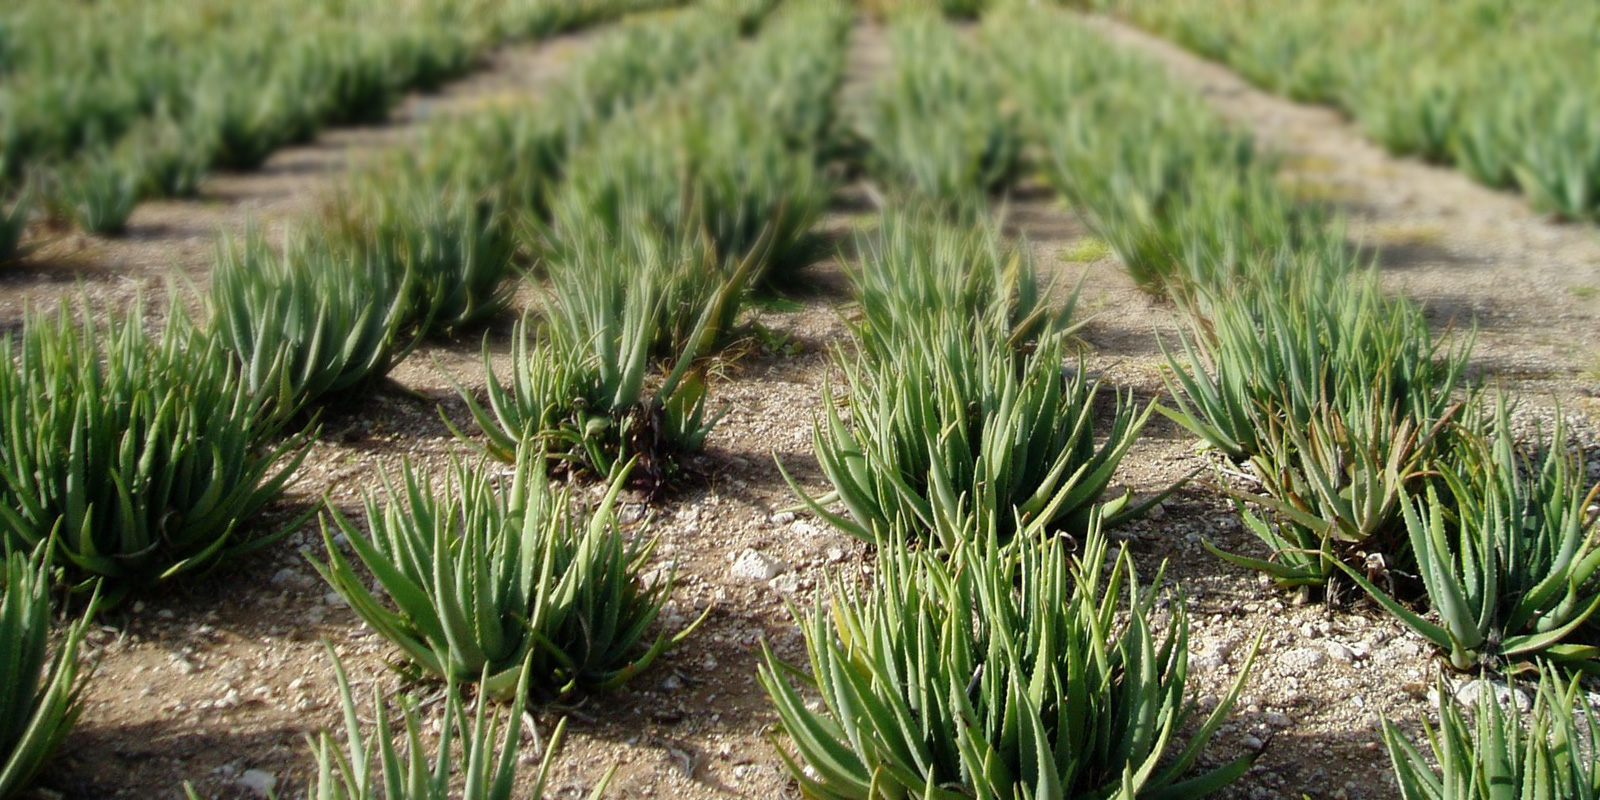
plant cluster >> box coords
[315,447,699,700]
[788,210,1151,548]
[332,174,520,336]
[210,228,421,417]
[1342,401,1600,674]
[544,91,827,284]
[851,210,1057,356]
[1000,5,1600,681]
[288,652,569,800]
[462,233,744,487]
[183,647,611,800]
[0,296,308,599]
[793,319,1151,548]
[1383,669,1599,800]
[762,516,1259,799]
[1169,273,1470,590]
[0,547,93,800]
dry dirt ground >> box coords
[11,9,1600,800]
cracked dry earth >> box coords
[12,10,1600,800]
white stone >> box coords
[1454,679,1532,713]
[789,519,827,538]
[238,769,277,798]
[730,549,786,583]
[1280,647,1327,672]
[1325,641,1357,663]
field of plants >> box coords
[3,0,1600,798]
[1085,0,1600,221]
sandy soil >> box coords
[10,9,1600,800]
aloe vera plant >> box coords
[196,74,307,172]
[1515,94,1600,221]
[130,123,213,199]
[0,296,308,598]
[210,227,419,417]
[853,208,1060,357]
[335,172,520,335]
[760,515,1260,799]
[788,209,1153,546]
[789,321,1152,548]
[0,547,93,800]
[303,650,598,800]
[183,646,607,800]
[459,229,744,486]
[56,151,140,235]
[315,447,702,699]
[1349,58,1460,164]
[1383,669,1600,799]
[1220,391,1462,592]
[1341,401,1600,673]
[1167,273,1471,590]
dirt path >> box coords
[1080,14,1600,412]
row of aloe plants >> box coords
[990,5,1600,795]
[993,0,1600,673]
[457,0,851,492]
[269,3,854,794]
[1082,0,1600,222]
[855,0,993,20]
[0,5,764,797]
[761,201,1259,796]
[0,0,686,237]
[854,7,1023,212]
[210,6,748,422]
